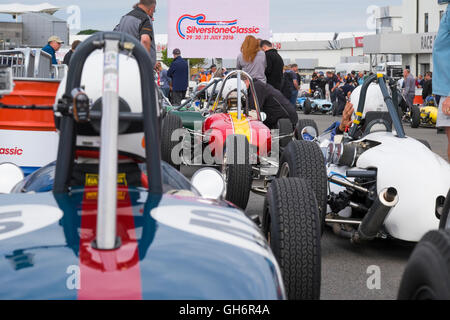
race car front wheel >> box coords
[161,113,184,170]
[263,178,321,300]
[398,230,450,300]
[278,140,328,233]
[295,119,319,141]
[278,119,294,149]
[410,105,421,128]
[303,99,312,115]
[223,135,253,210]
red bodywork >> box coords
[203,113,272,157]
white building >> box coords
[364,0,448,76]
[143,32,373,74]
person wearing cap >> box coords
[114,0,157,67]
[42,36,63,65]
[167,48,189,105]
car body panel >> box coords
[167,108,206,131]
[297,97,333,113]
[356,132,450,242]
[316,129,450,242]
[203,113,272,155]
[420,106,438,126]
[0,189,285,300]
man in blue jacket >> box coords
[167,48,189,105]
[41,36,63,65]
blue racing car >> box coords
[297,89,333,115]
[0,32,321,300]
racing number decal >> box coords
[151,205,275,262]
[0,205,63,241]
[0,211,23,236]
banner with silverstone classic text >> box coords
[167,0,270,58]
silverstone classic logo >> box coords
[176,14,260,39]
[0,147,23,156]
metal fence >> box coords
[0,48,66,80]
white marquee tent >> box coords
[0,2,61,16]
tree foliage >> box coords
[161,48,207,69]
[77,29,101,35]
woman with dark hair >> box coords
[236,35,267,83]
[63,40,81,66]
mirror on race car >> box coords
[301,126,318,141]
[260,112,267,122]
[0,163,24,194]
[191,168,225,200]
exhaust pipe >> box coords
[352,187,399,243]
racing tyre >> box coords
[398,230,450,300]
[295,119,319,141]
[278,119,294,148]
[417,139,432,151]
[397,106,404,120]
[303,99,312,115]
[278,140,328,233]
[161,113,184,170]
[410,105,421,128]
[263,178,321,300]
[223,135,253,210]
[439,190,450,230]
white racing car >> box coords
[398,189,450,300]
[289,74,450,243]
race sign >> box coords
[168,0,270,58]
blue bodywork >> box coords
[297,97,333,113]
[0,166,285,300]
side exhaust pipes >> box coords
[352,188,399,243]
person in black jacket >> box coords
[248,79,298,129]
[422,72,433,102]
[63,40,81,66]
[310,73,322,97]
[260,40,284,90]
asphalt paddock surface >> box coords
[182,113,448,300]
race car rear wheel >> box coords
[303,99,312,115]
[278,119,294,149]
[161,113,184,170]
[398,230,450,300]
[278,140,328,233]
[410,105,421,128]
[295,119,319,141]
[263,178,321,300]
[223,134,253,210]
[417,139,432,150]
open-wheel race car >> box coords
[397,93,439,129]
[297,89,333,115]
[398,189,450,300]
[293,74,450,243]
[167,71,302,210]
[0,32,322,300]
[417,96,439,128]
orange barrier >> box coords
[0,80,60,106]
[414,95,424,105]
[0,79,59,131]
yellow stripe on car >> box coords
[229,112,251,143]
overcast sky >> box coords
[0,0,403,33]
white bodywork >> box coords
[355,132,450,242]
[321,131,450,242]
[55,50,146,159]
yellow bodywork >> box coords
[228,112,252,143]
[420,106,438,126]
